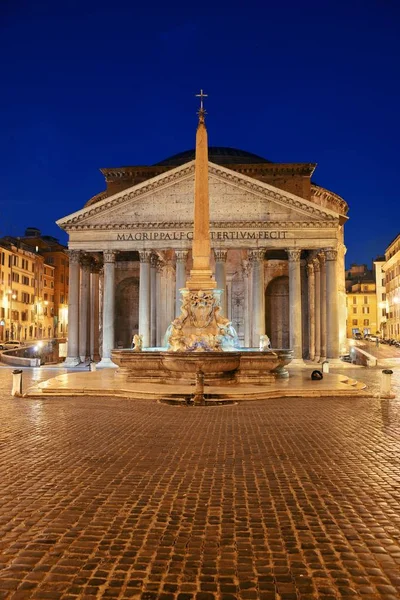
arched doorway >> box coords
[115,277,139,348]
[265,276,289,349]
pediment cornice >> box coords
[57,160,339,230]
[66,220,338,231]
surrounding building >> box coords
[346,278,377,338]
[57,117,349,366]
[373,257,387,338]
[18,229,69,339]
[345,260,388,339]
[0,239,41,342]
[384,233,400,340]
[0,231,68,343]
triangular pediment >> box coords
[57,161,339,231]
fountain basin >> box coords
[111,348,293,386]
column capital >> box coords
[139,250,152,263]
[318,251,326,266]
[91,260,102,274]
[175,250,189,264]
[312,257,320,273]
[248,249,265,262]
[214,249,228,262]
[67,250,81,265]
[324,249,337,261]
[80,254,92,269]
[150,253,158,268]
[103,250,117,264]
[306,261,315,277]
[155,258,165,273]
[286,248,302,262]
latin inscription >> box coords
[116,230,287,242]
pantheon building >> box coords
[58,145,348,367]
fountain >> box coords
[111,91,293,404]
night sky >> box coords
[1,0,399,266]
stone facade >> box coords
[57,151,349,364]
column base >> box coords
[96,358,118,369]
[319,356,327,363]
[64,356,81,367]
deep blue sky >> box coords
[1,0,399,266]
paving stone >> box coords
[0,367,400,598]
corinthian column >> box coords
[97,250,117,369]
[65,250,81,366]
[307,261,315,360]
[139,250,152,348]
[313,257,321,362]
[325,249,339,358]
[90,263,100,361]
[156,259,164,346]
[175,251,188,317]
[242,259,252,348]
[319,252,327,361]
[214,249,228,315]
[79,255,91,362]
[150,254,157,347]
[287,248,303,361]
[249,249,265,348]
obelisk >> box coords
[186,90,217,291]
[166,91,237,352]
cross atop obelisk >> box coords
[195,89,208,122]
[186,90,217,290]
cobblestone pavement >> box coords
[0,366,400,600]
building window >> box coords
[364,296,368,304]
[353,297,357,304]
[352,319,358,325]
[352,307,357,314]
[364,319,369,326]
[362,307,370,314]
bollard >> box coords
[322,360,329,374]
[90,361,97,372]
[11,369,23,397]
[380,369,395,399]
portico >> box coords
[57,149,348,365]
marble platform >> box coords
[23,368,371,401]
